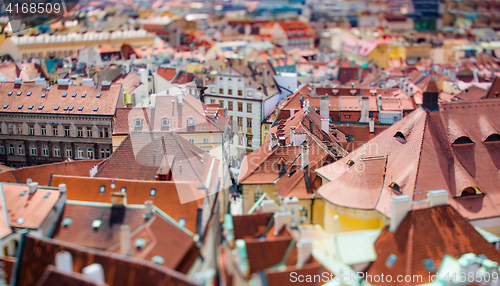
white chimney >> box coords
[28,182,38,195]
[89,165,98,177]
[359,96,370,123]
[283,197,300,226]
[296,240,313,269]
[473,68,479,84]
[14,78,22,85]
[369,118,375,134]
[26,178,32,184]
[58,183,67,194]
[260,199,276,213]
[320,96,329,119]
[269,133,278,150]
[55,251,73,274]
[120,224,131,255]
[321,118,329,134]
[82,78,94,86]
[290,126,296,146]
[389,195,412,232]
[177,91,183,104]
[274,212,293,235]
[144,200,153,218]
[82,263,105,284]
[301,145,310,169]
[427,189,448,207]
[34,77,46,86]
[290,109,295,119]
[58,78,70,86]
[139,68,148,84]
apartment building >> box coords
[0,79,122,167]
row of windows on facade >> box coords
[133,117,195,128]
[210,100,253,113]
[1,124,109,138]
[22,50,75,59]
[227,132,253,148]
[0,143,111,159]
[210,87,253,97]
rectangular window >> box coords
[264,125,270,130]
[247,118,252,128]
[87,148,93,159]
[229,132,234,144]
[64,126,70,137]
[219,88,224,94]
[65,147,72,158]
[17,124,22,134]
[229,116,233,127]
[238,90,243,96]
[246,134,253,148]
[188,139,195,144]
[228,101,233,111]
[87,127,92,137]
[77,127,83,137]
[41,126,46,135]
[247,103,252,113]
[237,117,243,127]
[100,127,108,138]
[42,145,49,156]
[238,134,244,146]
[54,147,60,157]
[228,89,233,95]
[0,143,3,154]
[53,126,58,136]
[29,125,34,135]
[238,102,243,112]
[203,138,209,144]
[254,190,263,202]
[210,99,216,104]
[345,115,351,119]
[18,145,24,155]
[219,100,224,108]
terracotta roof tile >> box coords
[35,265,106,286]
[113,108,132,135]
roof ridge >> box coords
[169,132,205,184]
[411,111,429,202]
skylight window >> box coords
[27,91,32,96]
[69,106,74,111]
[39,106,44,110]
[452,136,474,145]
[93,107,99,112]
[16,92,22,96]
[63,106,69,111]
[2,105,8,109]
[394,132,406,142]
[386,254,397,267]
[41,93,46,98]
[62,93,67,97]
[62,217,73,227]
[7,91,12,96]
[151,255,164,265]
[72,93,77,97]
[82,93,87,98]
[20,190,27,196]
[99,186,105,193]
[150,189,156,196]
[44,192,51,198]
[18,105,23,109]
[92,220,102,229]
[78,107,84,111]
[423,259,436,272]
[28,105,33,109]
[135,238,147,248]
[16,218,25,224]
[96,93,101,98]
[54,106,59,110]
[46,87,51,91]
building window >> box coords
[100,148,105,158]
[77,148,83,158]
[219,100,224,108]
[229,116,233,127]
[16,124,22,134]
[7,124,13,134]
[229,132,234,144]
[8,144,14,155]
[42,145,49,156]
[238,90,243,96]
[187,117,195,126]
[41,126,46,135]
[247,91,253,97]
[87,148,93,159]
[210,99,216,104]
[238,134,244,146]
[0,143,3,154]
[246,134,253,148]
[188,139,195,144]
[247,103,252,113]
[18,145,24,155]
[64,126,70,137]
[219,88,224,94]
[238,102,243,112]
[264,125,270,130]
[65,147,72,158]
[29,125,34,135]
[254,190,263,202]
[53,125,58,136]
[105,149,110,158]
[161,118,169,127]
[228,101,233,111]
[134,119,142,128]
[87,127,92,137]
[100,127,109,138]
[247,118,252,129]
[203,138,209,144]
[345,115,350,119]
[77,127,83,137]
[54,146,60,157]
[228,89,233,95]
[237,117,243,128]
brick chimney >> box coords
[422,80,439,111]
[120,224,131,255]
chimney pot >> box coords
[28,182,39,195]
[58,184,67,194]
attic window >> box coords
[39,106,44,110]
[99,186,105,193]
[187,117,195,126]
[96,94,101,98]
[161,117,169,127]
[134,118,142,128]
[61,217,73,227]
[7,91,12,96]
[389,182,401,194]
[82,93,87,98]
[457,186,482,197]
[41,93,46,98]
[394,132,406,142]
[17,92,22,96]
[63,106,69,111]
[135,238,146,248]
[44,192,50,198]
[386,254,397,268]
[423,259,436,272]
[46,87,51,91]
[485,134,500,142]
[92,219,102,229]
[93,107,99,112]
[150,189,156,196]
[69,106,74,111]
[452,136,474,145]
[27,91,32,96]
[72,93,77,97]
[2,105,7,109]
[20,190,27,196]
[28,105,33,109]
[151,255,164,265]
[54,106,59,110]
[18,105,23,109]
[62,93,67,97]
[78,107,84,111]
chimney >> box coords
[269,133,278,150]
[34,77,46,86]
[290,126,296,145]
[139,68,148,84]
[389,195,412,232]
[320,96,329,119]
[28,182,38,195]
[14,78,22,85]
[301,145,310,169]
[296,240,313,269]
[290,109,295,119]
[82,78,94,86]
[279,136,286,146]
[58,78,70,86]
[369,118,375,133]
[177,91,183,104]
[359,96,370,123]
[283,197,300,227]
[422,80,439,111]
[321,118,329,134]
[144,200,153,218]
[427,189,448,207]
[55,251,73,274]
[58,183,67,194]
[274,212,293,235]
[120,225,131,255]
[377,94,382,111]
[111,192,127,206]
[82,264,105,284]
[262,64,267,85]
[473,68,479,84]
[260,199,276,213]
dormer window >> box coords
[386,254,397,268]
[134,118,143,128]
[456,186,483,198]
[187,117,195,126]
[452,136,474,145]
[485,134,500,142]
[161,117,169,127]
[394,132,406,143]
[389,182,401,194]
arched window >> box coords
[161,117,169,127]
[394,132,406,142]
[134,118,143,128]
[485,134,500,142]
[187,117,195,126]
[458,186,482,197]
[87,148,93,159]
[77,148,84,159]
[452,136,474,145]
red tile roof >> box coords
[15,234,199,286]
[367,205,500,286]
[317,99,500,221]
[35,265,106,286]
[112,108,132,135]
[0,82,121,116]
[157,67,178,82]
